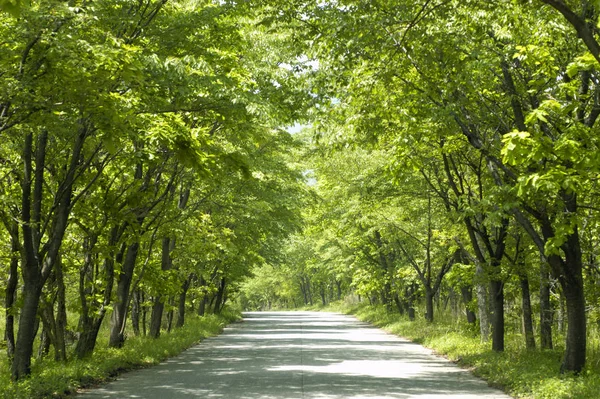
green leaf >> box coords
[0,0,24,17]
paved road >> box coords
[77,311,511,398]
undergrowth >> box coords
[324,301,600,399]
[0,309,241,399]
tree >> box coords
[0,0,313,379]
[279,0,600,372]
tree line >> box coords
[242,0,600,375]
[0,0,309,381]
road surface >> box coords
[77,311,511,398]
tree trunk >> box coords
[383,284,393,311]
[558,291,566,334]
[54,256,68,362]
[406,285,416,321]
[149,298,164,338]
[442,292,450,311]
[539,200,586,373]
[490,279,504,352]
[12,132,43,380]
[149,237,172,338]
[559,227,586,374]
[539,259,553,349]
[75,317,104,359]
[562,281,586,373]
[141,291,147,336]
[131,289,141,336]
[407,304,415,321]
[37,323,50,359]
[198,294,207,316]
[39,296,60,361]
[520,276,536,349]
[76,235,95,358]
[329,284,334,304]
[5,224,19,361]
[475,263,490,342]
[460,286,476,324]
[197,276,208,316]
[374,230,394,310]
[488,220,508,352]
[176,275,192,328]
[13,128,86,380]
[166,298,174,332]
[75,229,117,359]
[464,214,507,348]
[425,289,434,322]
[38,268,68,362]
[393,293,405,315]
[300,281,308,305]
[213,278,226,314]
[109,242,140,348]
[13,281,43,378]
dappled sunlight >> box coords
[225,330,398,342]
[269,359,442,378]
[78,312,510,398]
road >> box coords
[77,311,512,398]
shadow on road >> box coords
[77,311,510,398]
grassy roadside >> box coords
[0,310,241,399]
[321,302,600,399]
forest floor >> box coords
[76,311,510,398]
[317,301,600,399]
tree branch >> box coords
[540,0,600,64]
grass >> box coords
[322,301,600,399]
[0,309,241,398]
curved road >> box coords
[78,311,511,398]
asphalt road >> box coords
[77,311,512,398]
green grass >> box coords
[0,309,241,398]
[322,301,600,399]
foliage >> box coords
[257,0,600,374]
[2,0,600,393]
[0,311,240,398]
[0,0,309,383]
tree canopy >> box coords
[1,0,600,389]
